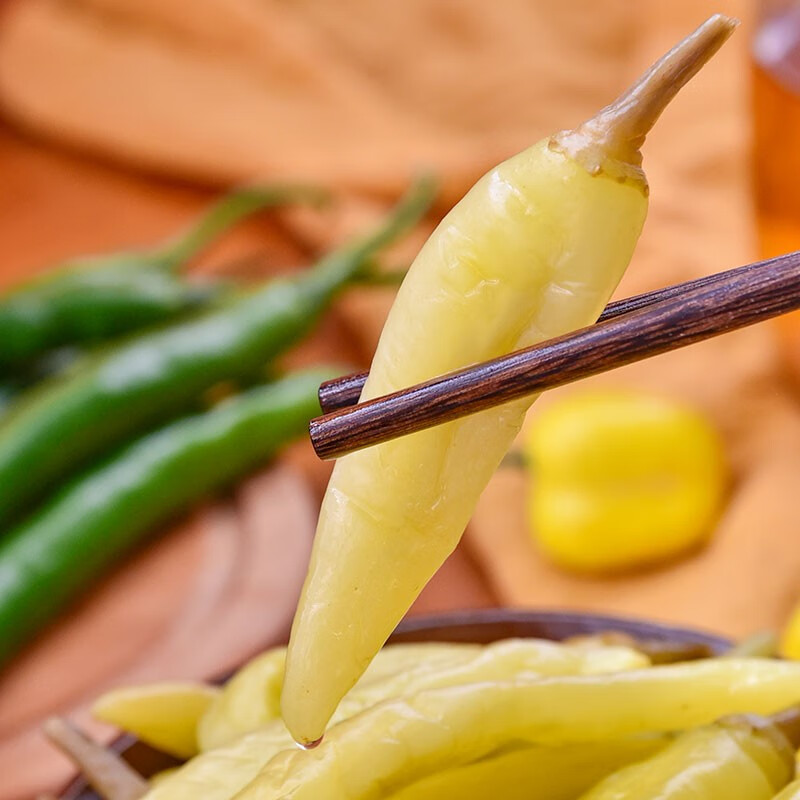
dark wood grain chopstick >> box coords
[318,265,771,413]
[310,251,800,460]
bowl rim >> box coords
[58,607,733,800]
[390,608,732,650]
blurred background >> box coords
[0,0,798,796]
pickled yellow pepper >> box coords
[576,714,796,800]
[92,682,218,759]
[388,737,670,800]
[283,15,738,744]
[774,778,800,799]
[781,603,800,659]
[197,643,482,751]
[141,640,648,800]
[246,660,800,800]
[198,638,646,751]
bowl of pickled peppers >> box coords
[54,608,800,800]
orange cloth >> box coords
[1,0,797,637]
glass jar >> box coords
[752,0,800,256]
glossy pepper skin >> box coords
[197,643,483,752]
[282,15,737,745]
[197,638,647,752]
[245,659,800,800]
[0,181,433,526]
[774,778,800,799]
[576,715,795,800]
[0,367,336,668]
[0,347,81,422]
[387,739,669,800]
[780,603,800,659]
[0,382,16,420]
[525,391,727,573]
[142,640,654,800]
[92,683,219,759]
[0,186,323,373]
[144,734,666,800]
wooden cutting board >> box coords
[0,124,498,799]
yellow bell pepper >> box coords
[282,15,737,745]
[91,682,218,759]
[242,659,800,800]
[524,391,727,573]
[576,715,795,800]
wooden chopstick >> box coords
[310,251,800,460]
[317,264,777,413]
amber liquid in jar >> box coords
[753,6,800,375]
[753,7,800,257]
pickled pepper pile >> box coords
[56,631,800,800]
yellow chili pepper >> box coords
[388,737,670,800]
[282,15,737,745]
[774,778,800,799]
[524,391,727,573]
[240,659,800,800]
[780,603,800,660]
[576,715,795,800]
[198,642,480,752]
[198,638,645,752]
[142,724,290,800]
[149,769,179,788]
[91,682,218,759]
[142,734,668,800]
[145,639,647,800]
[196,648,286,754]
[726,631,780,659]
[335,639,648,725]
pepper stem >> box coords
[155,184,330,271]
[303,175,436,301]
[724,630,779,658]
[552,14,738,180]
[770,706,800,750]
[43,717,148,800]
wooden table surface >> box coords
[0,122,497,799]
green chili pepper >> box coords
[0,178,434,525]
[0,383,16,420]
[0,347,83,424]
[0,185,324,372]
[0,367,337,668]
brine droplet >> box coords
[296,735,323,751]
